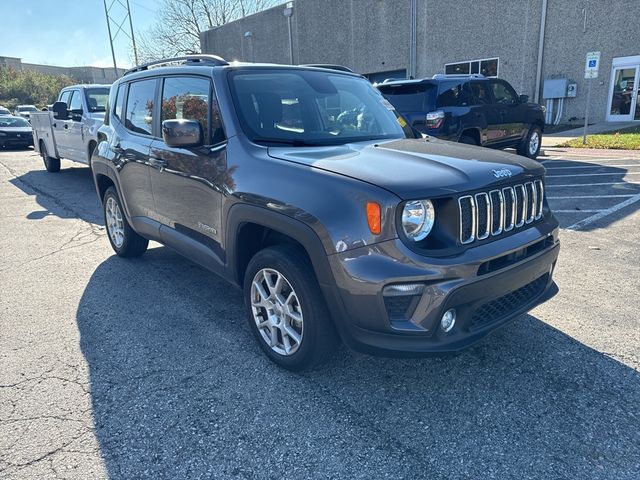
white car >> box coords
[0,106,11,116]
[14,105,39,120]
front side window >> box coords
[161,76,211,144]
[68,91,82,112]
[125,79,157,136]
[229,69,408,146]
[85,88,109,112]
[490,81,517,105]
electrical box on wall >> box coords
[567,83,577,97]
[543,78,569,99]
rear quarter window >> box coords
[436,81,470,107]
[378,84,437,112]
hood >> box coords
[0,126,32,134]
[267,137,545,199]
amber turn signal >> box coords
[366,201,381,235]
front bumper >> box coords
[323,219,560,355]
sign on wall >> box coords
[584,51,601,79]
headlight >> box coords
[402,200,435,241]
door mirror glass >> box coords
[162,119,202,148]
[519,94,529,103]
[51,101,69,120]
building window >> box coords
[445,58,499,77]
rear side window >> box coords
[468,82,492,105]
[125,79,157,136]
[161,76,211,144]
[378,83,437,112]
[113,84,126,121]
[436,81,469,107]
[58,91,71,106]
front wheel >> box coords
[518,126,542,159]
[41,142,60,173]
[243,245,338,370]
[103,186,148,257]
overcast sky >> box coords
[1,0,159,69]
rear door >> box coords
[148,75,227,271]
[488,79,526,144]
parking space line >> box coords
[546,182,640,187]
[547,195,636,199]
[553,209,603,213]
[544,165,640,170]
[546,172,640,177]
[566,193,640,230]
[542,159,640,163]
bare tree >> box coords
[136,0,281,63]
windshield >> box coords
[0,117,31,127]
[229,69,412,146]
[18,106,38,112]
[377,83,437,112]
[85,88,110,112]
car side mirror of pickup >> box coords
[162,119,203,148]
[51,101,69,120]
[519,94,529,104]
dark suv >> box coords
[91,56,559,370]
[377,75,545,159]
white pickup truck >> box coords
[31,84,110,172]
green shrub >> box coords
[0,67,75,110]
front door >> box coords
[607,65,639,122]
[149,75,227,269]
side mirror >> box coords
[519,94,529,104]
[162,119,203,148]
[51,101,69,120]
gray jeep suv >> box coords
[91,56,560,370]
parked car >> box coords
[377,74,546,159]
[13,104,38,121]
[31,84,110,172]
[0,115,33,149]
[91,56,559,370]
[0,106,11,116]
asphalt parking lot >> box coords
[1,148,639,479]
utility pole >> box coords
[103,0,140,77]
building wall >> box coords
[0,56,124,84]
[200,0,640,124]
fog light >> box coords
[383,283,424,297]
[441,309,456,332]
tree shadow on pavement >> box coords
[9,164,102,225]
[76,247,640,479]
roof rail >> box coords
[301,64,354,73]
[431,73,485,79]
[123,55,228,76]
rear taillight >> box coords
[426,110,445,129]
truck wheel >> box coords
[518,126,542,159]
[41,142,60,173]
[103,186,148,257]
[243,245,338,370]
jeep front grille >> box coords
[458,179,544,245]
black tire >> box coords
[102,186,148,257]
[459,134,479,146]
[517,125,542,159]
[243,245,338,370]
[41,141,60,173]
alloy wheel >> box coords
[250,268,304,356]
[529,130,540,156]
[105,196,125,248]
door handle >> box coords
[149,157,167,170]
[64,124,69,129]
[53,123,57,128]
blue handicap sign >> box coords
[588,59,597,68]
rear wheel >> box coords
[41,142,60,173]
[518,126,542,159]
[243,245,337,370]
[103,186,148,257]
